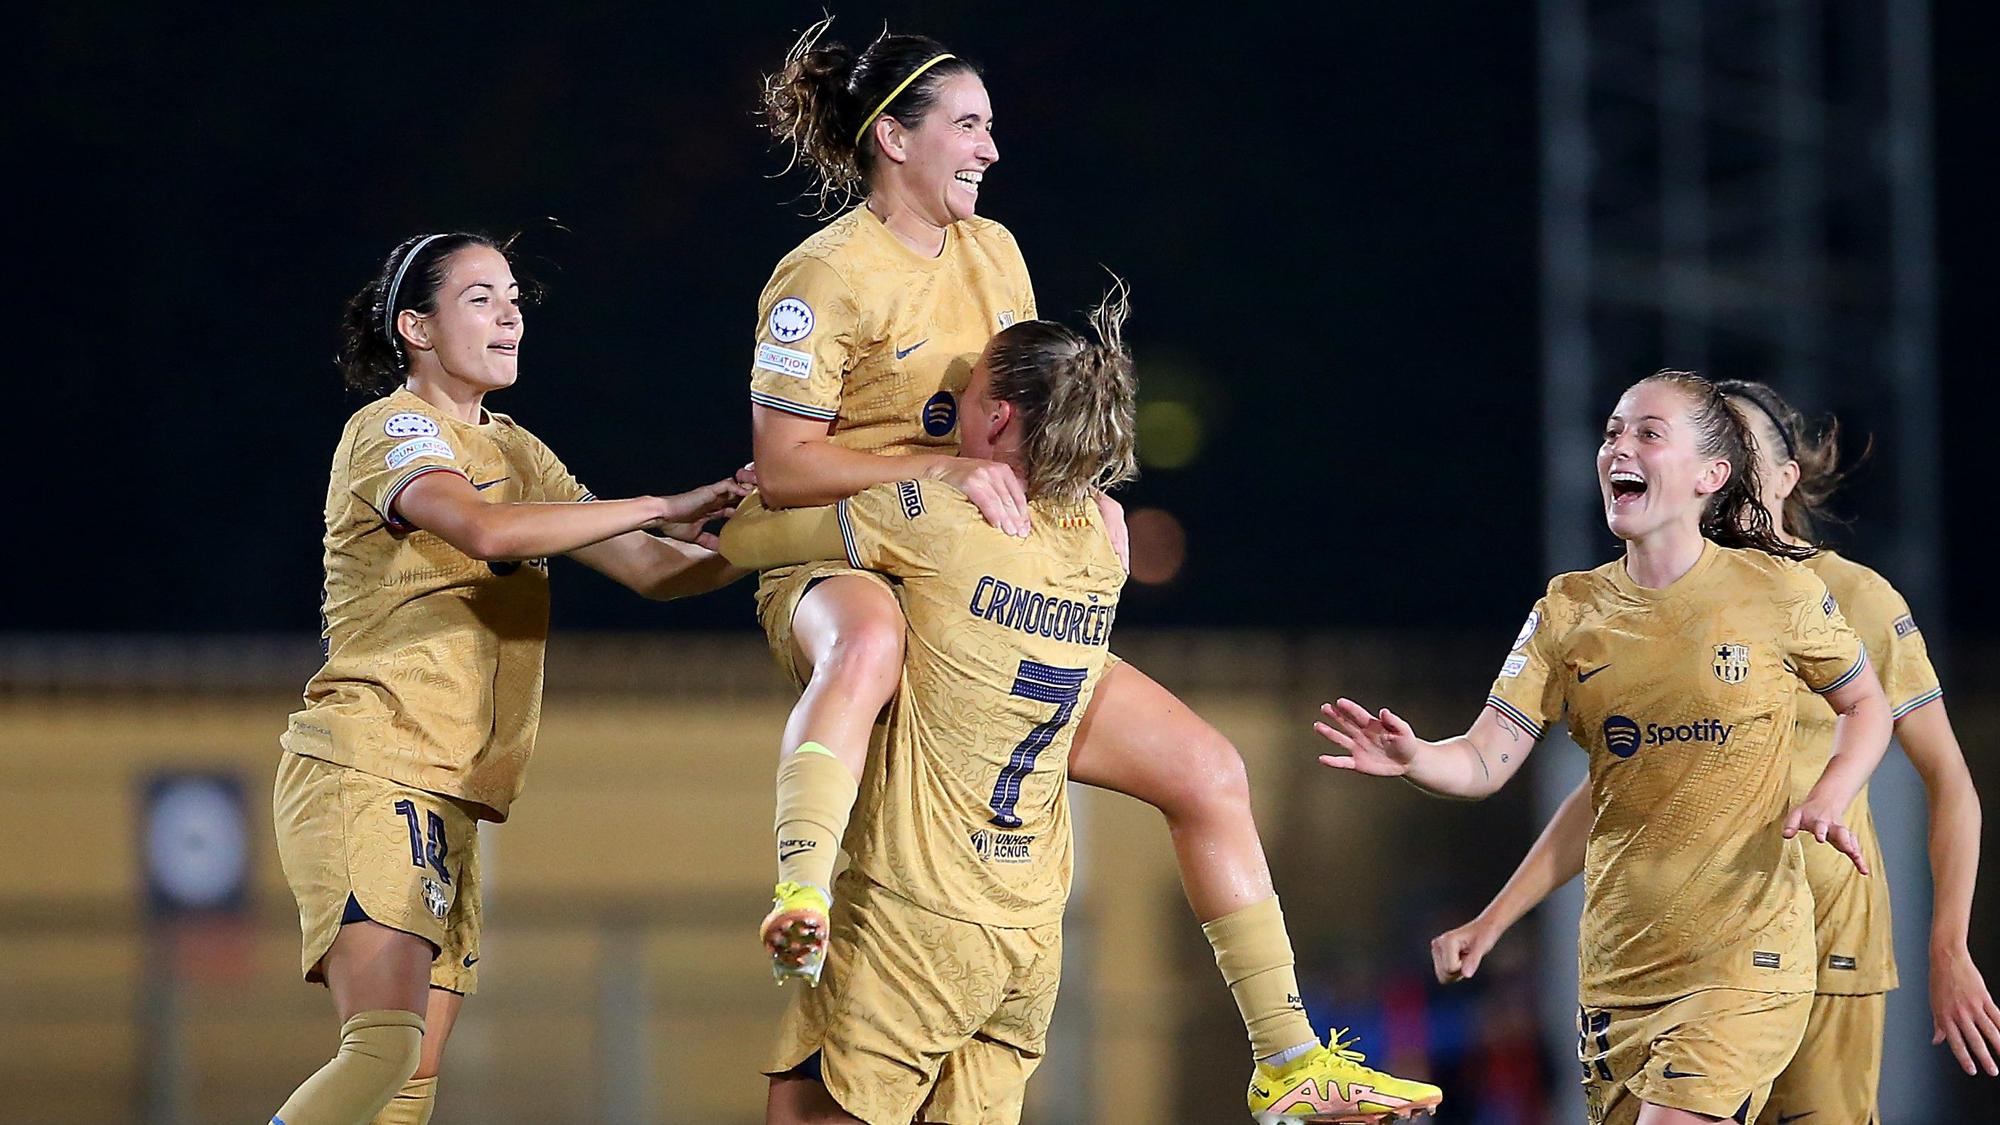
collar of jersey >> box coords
[856,203,957,270]
[1607,536,1720,600]
[392,386,494,429]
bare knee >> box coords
[402,986,460,1079]
[1189,730,1252,805]
[1161,727,1253,821]
[793,579,906,705]
[808,618,903,698]
[409,1031,448,1081]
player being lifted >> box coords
[1425,379,2000,1118]
[270,233,744,1125]
[725,289,1424,1125]
[724,288,1130,1125]
[740,19,1439,1118]
[1312,371,1894,1125]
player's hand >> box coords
[734,461,760,490]
[928,457,1031,537]
[1092,490,1131,572]
[1313,699,1422,777]
[646,476,751,549]
[1931,945,2000,1076]
[1781,798,1868,874]
[1431,918,1499,984]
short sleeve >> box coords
[749,255,859,424]
[1484,595,1564,740]
[348,407,467,530]
[836,480,964,579]
[517,427,594,504]
[1004,227,1037,320]
[1785,569,1871,695]
[1857,578,1943,719]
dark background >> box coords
[13,5,2000,1119]
[15,2,1993,638]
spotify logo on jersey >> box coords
[1601,714,1735,759]
[1603,715,1641,758]
[923,391,958,437]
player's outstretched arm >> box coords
[1313,700,1531,800]
[1784,664,1893,871]
[395,470,745,563]
[717,502,847,571]
[753,406,1031,536]
[567,533,745,602]
[1894,700,2000,1076]
[1432,777,1590,984]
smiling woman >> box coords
[733,17,1439,1125]
[1313,370,1895,1125]
[265,233,749,1125]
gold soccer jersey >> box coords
[722,480,1124,926]
[1486,541,1868,1006]
[1788,551,1942,994]
[748,207,1035,456]
[282,389,593,821]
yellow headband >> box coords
[853,53,958,147]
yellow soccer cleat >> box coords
[761,881,831,986]
[1247,1029,1442,1124]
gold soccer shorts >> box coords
[1765,991,1886,1124]
[765,871,1063,1125]
[755,562,897,687]
[1577,988,1810,1124]
[273,752,484,994]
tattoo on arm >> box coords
[1472,745,1491,781]
[1495,714,1522,743]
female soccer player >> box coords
[739,18,1439,1118]
[269,232,745,1125]
[1312,371,1895,1125]
[1425,380,2000,1117]
[731,291,1433,1125]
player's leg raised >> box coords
[762,573,905,983]
[1067,660,1441,1121]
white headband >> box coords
[383,234,448,347]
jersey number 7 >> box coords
[987,660,1090,829]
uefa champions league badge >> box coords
[1511,609,1540,651]
[384,412,441,438]
[768,297,814,343]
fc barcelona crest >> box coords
[421,876,451,921]
[1713,643,1751,685]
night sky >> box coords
[17,3,1993,638]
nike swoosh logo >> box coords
[462,954,479,968]
[1660,1063,1705,1079]
[895,339,928,360]
[472,477,508,491]
[1578,664,1611,682]
[778,846,813,861]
